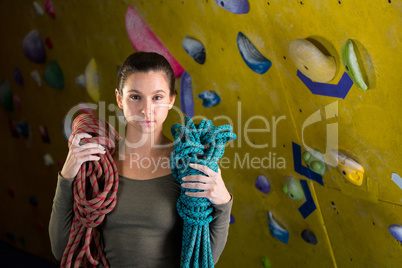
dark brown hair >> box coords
[117,51,176,96]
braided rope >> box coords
[170,116,237,268]
[61,113,122,268]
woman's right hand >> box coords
[60,133,106,180]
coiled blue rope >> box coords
[170,116,237,268]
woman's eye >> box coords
[130,95,141,100]
[154,95,163,100]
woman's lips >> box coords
[139,120,154,126]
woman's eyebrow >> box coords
[127,89,141,94]
[127,89,166,94]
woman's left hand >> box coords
[181,163,232,205]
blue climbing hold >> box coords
[180,71,195,117]
[230,213,235,224]
[16,121,30,138]
[389,224,402,242]
[14,68,24,86]
[182,36,206,64]
[267,211,289,244]
[215,0,250,14]
[29,196,38,206]
[198,91,221,107]
[22,29,46,63]
[237,32,271,74]
[255,175,270,194]
[170,116,236,268]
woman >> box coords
[49,52,233,267]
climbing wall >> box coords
[0,0,401,267]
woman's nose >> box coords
[141,99,152,115]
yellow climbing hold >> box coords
[289,39,336,83]
[85,58,100,102]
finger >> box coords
[185,191,208,198]
[189,163,215,177]
[72,133,92,146]
[182,175,210,183]
[181,182,209,190]
[75,148,106,157]
[78,143,104,150]
[80,154,101,163]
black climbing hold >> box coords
[301,229,317,245]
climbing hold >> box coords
[289,39,336,82]
[237,32,271,74]
[44,0,56,19]
[215,0,250,14]
[182,36,206,64]
[230,213,235,224]
[302,149,325,175]
[44,153,55,166]
[389,225,402,242]
[391,173,402,191]
[45,36,53,49]
[0,79,14,112]
[7,188,15,198]
[267,211,289,244]
[44,60,64,89]
[30,70,42,86]
[301,229,317,245]
[282,177,304,200]
[85,59,100,102]
[13,95,21,111]
[198,90,221,107]
[261,257,271,268]
[76,59,100,101]
[341,39,368,90]
[39,125,51,143]
[33,1,44,15]
[23,30,46,63]
[255,175,270,194]
[75,74,85,87]
[16,121,30,138]
[13,68,24,86]
[8,120,19,138]
[329,150,364,186]
[180,70,194,117]
[125,6,184,78]
[29,196,38,206]
[6,232,16,241]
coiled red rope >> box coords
[61,113,122,268]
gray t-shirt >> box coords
[49,172,233,267]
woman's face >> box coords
[116,71,175,134]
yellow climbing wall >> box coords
[0,0,401,267]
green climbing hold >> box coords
[302,151,311,162]
[303,149,326,175]
[341,39,368,90]
[262,257,271,268]
[283,177,304,200]
[44,60,64,89]
[0,79,14,112]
